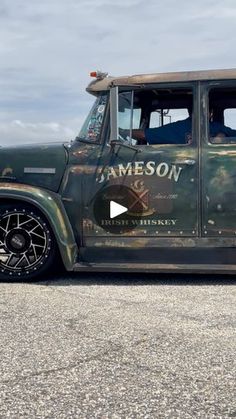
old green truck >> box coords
[1,68,236,279]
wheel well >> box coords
[0,198,49,218]
[0,194,77,271]
[0,197,61,257]
[0,198,29,207]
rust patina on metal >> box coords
[87,68,236,94]
[1,68,236,278]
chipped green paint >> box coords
[1,69,236,273]
[0,142,68,191]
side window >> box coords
[149,109,189,128]
[78,94,107,143]
[118,91,141,145]
[119,93,141,130]
[224,109,236,129]
[209,88,236,144]
[118,88,193,145]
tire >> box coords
[0,203,57,280]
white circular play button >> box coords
[93,185,144,234]
[110,201,128,219]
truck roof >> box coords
[86,68,236,95]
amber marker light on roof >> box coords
[90,71,108,80]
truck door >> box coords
[83,84,199,241]
[201,82,236,237]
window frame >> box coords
[205,80,236,145]
[109,82,197,148]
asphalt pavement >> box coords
[0,273,235,418]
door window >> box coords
[224,109,236,129]
[118,87,193,146]
[208,88,236,144]
[149,108,189,128]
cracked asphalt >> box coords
[0,273,235,419]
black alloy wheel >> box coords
[0,204,57,280]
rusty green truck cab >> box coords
[2,68,236,279]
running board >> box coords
[73,262,236,274]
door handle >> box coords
[173,159,196,165]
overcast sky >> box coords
[1,0,236,145]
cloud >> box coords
[0,117,84,145]
[0,0,236,144]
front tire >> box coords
[0,204,57,280]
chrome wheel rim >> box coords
[0,210,50,276]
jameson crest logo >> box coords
[96,161,183,184]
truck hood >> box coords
[0,142,68,192]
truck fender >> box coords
[0,183,78,271]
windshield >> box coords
[77,94,107,143]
